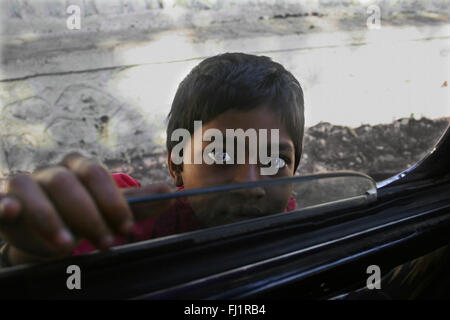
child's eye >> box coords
[265,157,286,169]
[208,151,231,163]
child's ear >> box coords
[167,152,184,187]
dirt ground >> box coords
[2,3,450,64]
[0,0,449,190]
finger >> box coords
[61,153,134,235]
[5,174,76,256]
[122,184,175,221]
[0,196,22,222]
[35,167,115,250]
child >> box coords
[0,53,305,266]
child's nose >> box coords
[230,164,265,199]
[233,163,261,182]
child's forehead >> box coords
[203,106,288,131]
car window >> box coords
[0,0,449,299]
[123,171,377,237]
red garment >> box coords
[72,173,296,255]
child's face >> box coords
[169,106,296,228]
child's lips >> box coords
[227,205,264,218]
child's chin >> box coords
[195,210,257,229]
[218,207,266,224]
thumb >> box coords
[0,196,22,223]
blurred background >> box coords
[0,0,448,189]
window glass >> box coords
[0,0,448,267]
[126,173,377,239]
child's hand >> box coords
[0,153,173,266]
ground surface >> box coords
[0,0,448,190]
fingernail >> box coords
[56,229,74,246]
[0,197,20,219]
[0,197,17,210]
[99,235,115,250]
[120,220,134,235]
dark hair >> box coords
[166,52,305,171]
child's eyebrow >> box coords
[277,142,294,153]
[267,142,294,156]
